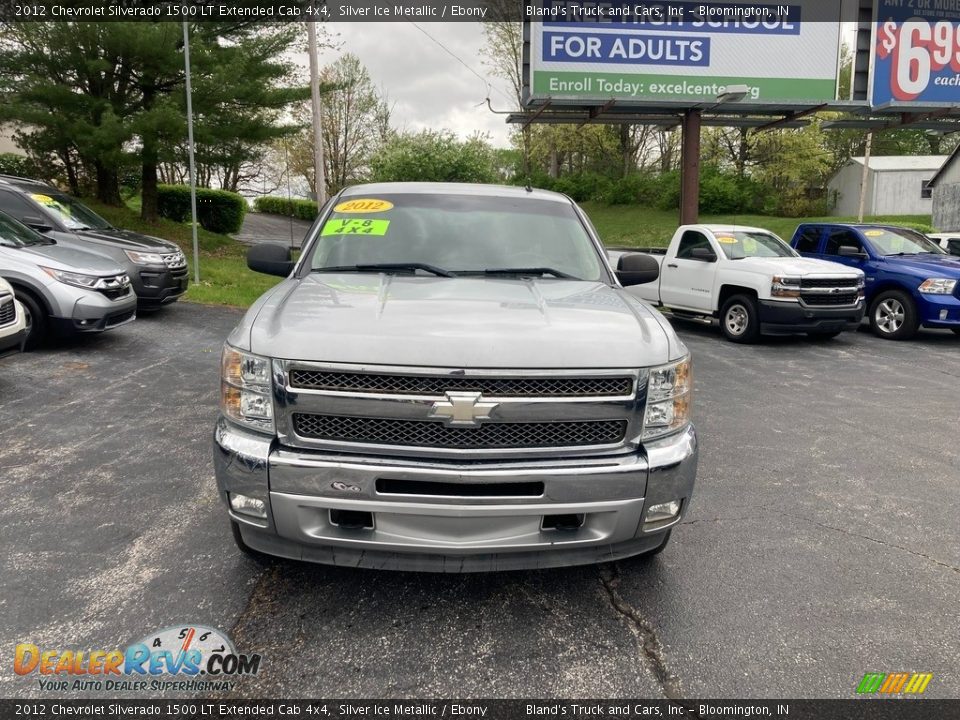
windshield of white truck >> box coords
[858,227,945,256]
[308,194,603,281]
[716,231,797,260]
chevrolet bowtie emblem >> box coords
[429,391,499,427]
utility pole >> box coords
[307,14,327,208]
[182,21,200,283]
[857,132,873,223]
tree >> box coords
[0,23,309,219]
[369,130,497,184]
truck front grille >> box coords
[292,413,628,449]
[802,292,860,306]
[0,295,15,327]
[800,278,859,289]
[288,370,634,398]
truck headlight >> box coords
[221,345,274,434]
[771,276,801,299]
[124,250,167,265]
[918,278,957,295]
[642,356,691,441]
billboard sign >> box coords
[526,1,842,106]
[871,0,960,108]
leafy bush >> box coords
[157,185,247,234]
[369,130,497,184]
[254,196,320,222]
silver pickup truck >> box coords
[214,183,697,572]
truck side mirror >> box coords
[838,245,867,259]
[616,253,660,286]
[22,215,53,234]
[690,247,718,262]
[248,243,294,277]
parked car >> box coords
[612,225,865,343]
[0,175,188,310]
[928,233,960,257]
[214,182,697,571]
[0,210,136,348]
[791,223,960,340]
[0,276,27,359]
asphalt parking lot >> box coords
[1,302,958,699]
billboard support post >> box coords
[680,110,701,225]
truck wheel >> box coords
[868,290,918,340]
[15,290,47,351]
[720,294,760,343]
[230,520,272,564]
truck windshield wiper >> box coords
[312,263,456,277]
[479,267,578,279]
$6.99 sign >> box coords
[874,17,960,104]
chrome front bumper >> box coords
[213,417,697,572]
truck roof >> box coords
[687,224,773,234]
[339,182,571,203]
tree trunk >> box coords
[620,125,632,178]
[95,162,122,205]
[61,147,79,196]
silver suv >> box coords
[0,210,136,348]
[214,183,698,572]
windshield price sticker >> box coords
[30,194,56,206]
[717,236,738,244]
[864,230,884,237]
[321,219,390,236]
[333,199,393,213]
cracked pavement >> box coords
[1,302,958,699]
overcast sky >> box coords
[296,23,516,147]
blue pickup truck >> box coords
[790,223,960,340]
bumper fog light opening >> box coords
[643,500,681,530]
[229,493,267,519]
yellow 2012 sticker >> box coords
[716,236,738,244]
[30,194,56,206]
[863,230,884,237]
[334,198,393,213]
[321,218,390,236]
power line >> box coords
[409,22,515,106]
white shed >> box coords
[827,155,947,217]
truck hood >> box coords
[731,256,862,277]
[238,274,677,368]
[11,242,126,275]
[881,253,960,277]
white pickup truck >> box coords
[609,224,866,342]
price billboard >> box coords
[871,0,960,107]
[525,1,842,106]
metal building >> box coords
[827,155,947,218]
[929,147,960,232]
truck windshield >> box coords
[0,210,51,247]
[859,227,945,256]
[307,193,603,281]
[716,231,797,260]
[27,191,112,231]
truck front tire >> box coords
[868,290,918,341]
[720,294,760,343]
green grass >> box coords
[84,198,283,307]
[580,201,933,248]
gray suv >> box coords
[214,182,698,572]
[0,175,188,309]
[0,210,136,348]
